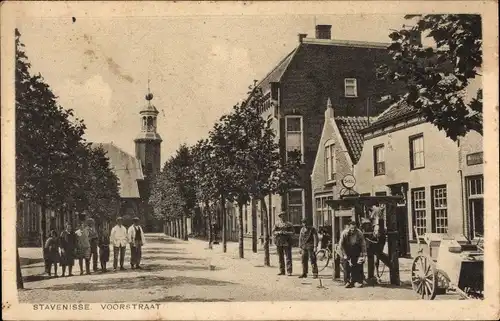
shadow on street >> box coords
[39,275,237,291]
[149,295,233,302]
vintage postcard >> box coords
[1,1,499,320]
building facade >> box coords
[254,24,400,231]
[354,102,483,256]
[310,98,370,237]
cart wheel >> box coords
[316,249,330,272]
[411,254,438,300]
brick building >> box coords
[249,24,400,235]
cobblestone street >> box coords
[18,234,460,302]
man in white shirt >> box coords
[128,217,146,269]
[110,217,128,271]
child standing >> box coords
[44,230,61,277]
[98,226,110,272]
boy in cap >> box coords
[272,211,294,276]
[110,217,128,271]
[87,218,99,272]
[338,219,367,288]
[298,218,319,279]
[128,216,146,269]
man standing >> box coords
[272,211,294,276]
[87,218,99,272]
[128,217,146,269]
[298,218,319,279]
[110,217,128,271]
[339,220,367,288]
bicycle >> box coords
[316,241,344,273]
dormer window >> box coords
[344,78,358,97]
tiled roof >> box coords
[334,116,370,164]
[91,143,144,199]
[363,101,417,131]
[257,48,297,91]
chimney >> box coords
[298,33,308,43]
[326,97,334,119]
[315,25,332,40]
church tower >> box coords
[134,86,162,179]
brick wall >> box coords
[277,43,400,220]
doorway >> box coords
[466,175,484,240]
[469,198,484,239]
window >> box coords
[431,185,448,234]
[467,176,484,239]
[344,78,358,97]
[315,196,333,227]
[373,145,385,176]
[410,134,425,169]
[285,116,303,162]
[412,188,426,239]
[324,141,336,181]
[288,189,304,225]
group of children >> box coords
[43,218,111,277]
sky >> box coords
[17,14,410,162]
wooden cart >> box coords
[411,227,484,300]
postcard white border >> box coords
[2,1,498,320]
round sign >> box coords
[341,174,356,189]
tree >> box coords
[170,145,198,241]
[191,139,218,249]
[377,14,482,140]
[82,146,121,224]
[208,115,239,253]
[242,86,303,266]
[16,28,88,244]
[149,160,185,238]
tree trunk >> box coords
[238,203,244,259]
[221,194,227,253]
[260,197,270,266]
[183,213,189,241]
[174,219,178,238]
[206,200,213,250]
[16,213,24,289]
[40,204,47,247]
[251,199,257,253]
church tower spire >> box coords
[134,79,162,178]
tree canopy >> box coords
[16,28,120,224]
[377,14,482,140]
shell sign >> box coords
[341,174,356,189]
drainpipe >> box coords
[457,138,469,243]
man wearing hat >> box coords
[272,211,294,276]
[110,217,128,271]
[128,217,146,269]
[298,218,319,279]
[338,219,367,288]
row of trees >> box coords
[15,29,121,288]
[150,86,302,265]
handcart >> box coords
[411,227,484,300]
